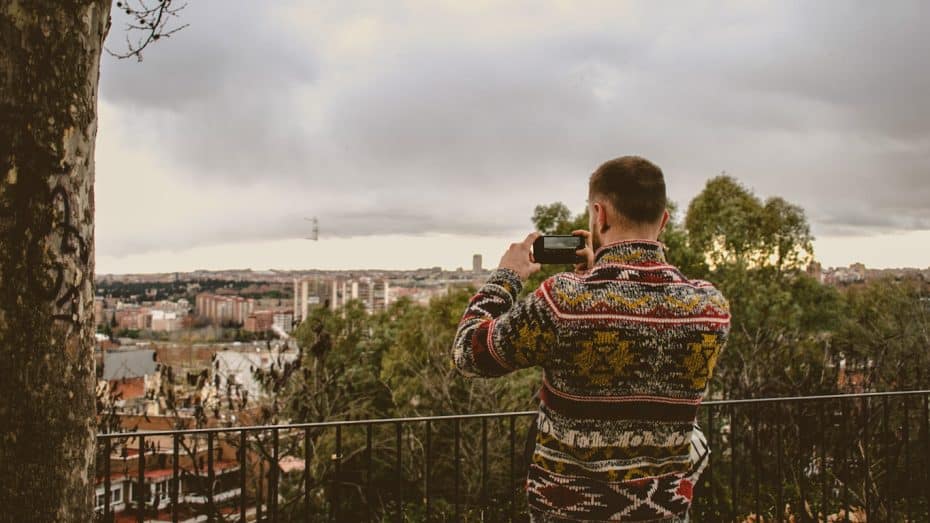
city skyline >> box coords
[95,231,930,275]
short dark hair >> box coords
[589,156,667,224]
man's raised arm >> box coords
[450,233,555,378]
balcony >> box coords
[96,390,930,522]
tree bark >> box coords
[0,2,110,521]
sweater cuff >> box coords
[485,268,524,302]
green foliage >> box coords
[685,175,813,272]
[380,289,540,417]
[832,277,930,390]
[660,201,709,279]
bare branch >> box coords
[105,0,189,61]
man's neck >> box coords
[598,228,659,247]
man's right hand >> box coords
[572,229,594,274]
[498,232,543,281]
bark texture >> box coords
[0,1,111,521]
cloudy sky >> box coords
[95,1,930,274]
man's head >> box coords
[588,156,670,250]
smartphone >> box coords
[533,235,585,264]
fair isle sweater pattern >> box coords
[451,240,731,522]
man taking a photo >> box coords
[451,156,730,522]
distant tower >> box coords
[472,254,483,272]
[304,217,319,241]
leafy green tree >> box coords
[660,201,709,279]
[833,277,930,391]
[685,175,813,273]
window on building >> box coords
[112,487,122,504]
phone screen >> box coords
[544,236,580,249]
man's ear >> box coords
[657,209,671,236]
[594,202,609,233]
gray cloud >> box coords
[97,1,930,256]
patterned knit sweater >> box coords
[452,240,730,522]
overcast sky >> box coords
[95,1,930,274]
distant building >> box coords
[100,347,157,382]
[273,311,294,334]
[149,309,181,332]
[114,305,150,330]
[243,310,274,333]
[473,254,483,272]
[94,297,105,326]
[210,349,298,402]
[329,277,391,314]
[195,294,254,324]
[292,278,327,325]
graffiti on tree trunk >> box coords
[30,163,90,328]
[50,180,89,326]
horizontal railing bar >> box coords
[702,389,930,406]
[97,389,930,439]
[98,410,537,438]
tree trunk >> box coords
[0,2,111,521]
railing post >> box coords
[207,431,215,523]
[256,458,263,523]
[365,424,372,523]
[509,415,516,521]
[707,405,716,520]
[820,400,828,522]
[172,433,179,523]
[481,417,489,516]
[396,421,403,523]
[905,397,912,521]
[332,425,340,522]
[271,428,279,523]
[841,398,849,523]
[775,403,783,523]
[240,430,247,523]
[863,396,870,522]
[454,418,461,523]
[104,437,112,522]
[751,409,760,521]
[138,434,146,523]
[305,428,312,523]
[795,400,806,523]
[425,420,431,522]
[730,404,739,522]
[883,396,892,522]
[924,394,930,521]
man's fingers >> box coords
[523,231,541,247]
[572,229,591,238]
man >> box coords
[451,156,730,522]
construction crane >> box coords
[304,217,319,241]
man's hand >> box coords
[498,232,542,280]
[572,229,594,274]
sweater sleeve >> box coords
[451,268,556,378]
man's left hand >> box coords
[498,232,542,280]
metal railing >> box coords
[95,390,930,522]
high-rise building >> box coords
[195,293,254,325]
[473,254,483,272]
[328,277,391,314]
[292,278,326,326]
